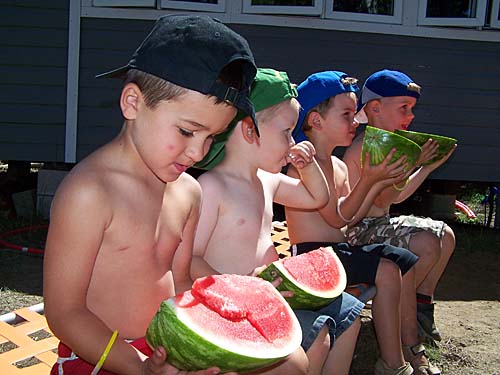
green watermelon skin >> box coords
[146,300,282,373]
[258,247,346,310]
[362,126,421,168]
[394,129,456,165]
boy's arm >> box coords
[43,177,147,375]
[171,176,202,294]
[274,141,329,210]
[191,173,223,280]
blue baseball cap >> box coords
[355,69,421,123]
[293,71,359,142]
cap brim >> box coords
[95,65,130,79]
[355,106,368,124]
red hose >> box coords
[0,224,48,255]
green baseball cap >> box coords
[194,68,298,170]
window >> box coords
[93,0,155,6]
[161,0,225,12]
[242,0,323,16]
[325,0,403,24]
[418,0,488,26]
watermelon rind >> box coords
[258,247,347,310]
[394,129,456,165]
[146,295,301,373]
[362,126,421,168]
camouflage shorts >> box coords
[346,214,446,249]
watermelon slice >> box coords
[258,246,347,310]
[362,126,421,169]
[146,274,302,373]
[394,129,457,165]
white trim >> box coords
[325,0,403,25]
[161,0,225,13]
[93,0,156,6]
[65,0,81,163]
[417,0,488,27]
[491,0,500,28]
[242,0,323,16]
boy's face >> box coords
[321,92,358,147]
[257,99,299,173]
[368,96,417,132]
[131,88,237,182]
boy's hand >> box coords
[361,148,408,184]
[423,143,457,171]
[416,139,439,166]
[287,141,316,169]
[143,346,239,374]
[270,276,294,298]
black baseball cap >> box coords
[96,14,258,130]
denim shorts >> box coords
[294,292,364,351]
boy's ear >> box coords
[241,117,258,144]
[308,112,323,130]
[366,100,381,115]
[120,83,143,120]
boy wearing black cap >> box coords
[192,68,364,375]
[343,69,456,373]
[44,15,257,375]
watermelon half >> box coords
[146,274,302,373]
[394,129,457,165]
[362,126,421,168]
[258,246,347,310]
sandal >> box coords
[403,344,441,375]
[374,358,413,375]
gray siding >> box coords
[2,10,499,183]
[0,0,69,161]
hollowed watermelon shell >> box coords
[258,246,347,310]
[146,274,302,373]
[362,126,421,168]
[394,129,456,165]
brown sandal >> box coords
[403,344,441,375]
[374,358,413,375]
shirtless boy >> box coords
[43,15,257,375]
[286,70,440,375]
[343,69,456,347]
[192,68,364,375]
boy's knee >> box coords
[376,259,402,286]
[410,232,440,261]
[442,225,456,253]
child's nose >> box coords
[185,141,205,163]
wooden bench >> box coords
[0,303,57,374]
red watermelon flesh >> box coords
[185,274,296,344]
[282,247,341,291]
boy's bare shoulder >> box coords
[332,156,347,171]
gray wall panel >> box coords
[0,0,68,162]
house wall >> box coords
[1,4,499,183]
[82,17,500,182]
[0,0,69,161]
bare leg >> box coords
[305,325,330,375]
[400,266,418,346]
[322,318,361,375]
[371,259,405,369]
[408,231,440,288]
[416,225,455,296]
